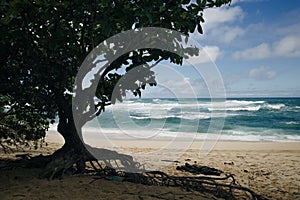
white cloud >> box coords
[142,63,225,98]
[276,22,300,36]
[223,27,245,43]
[209,26,245,44]
[248,66,277,80]
[198,46,221,62]
[200,5,245,44]
[141,64,203,98]
[233,35,300,60]
[273,35,300,57]
[187,45,221,64]
[203,6,244,31]
[155,77,224,98]
[142,78,207,98]
[233,43,271,60]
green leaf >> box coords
[145,12,153,24]
[197,25,203,34]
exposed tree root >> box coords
[90,168,267,200]
[0,143,12,154]
[37,145,144,180]
[39,148,81,179]
[0,154,51,172]
[0,143,24,154]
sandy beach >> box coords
[0,132,300,199]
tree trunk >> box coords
[40,107,94,179]
[40,101,141,179]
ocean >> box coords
[81,98,300,142]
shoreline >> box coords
[46,131,300,151]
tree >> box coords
[1,0,231,177]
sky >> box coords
[142,0,300,98]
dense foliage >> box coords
[0,0,231,148]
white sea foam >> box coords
[208,102,285,112]
[208,106,261,112]
[97,99,286,115]
[129,114,178,120]
[285,121,299,125]
[80,127,300,143]
[226,100,265,105]
[128,111,236,121]
[263,103,285,110]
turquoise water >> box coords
[83,98,300,142]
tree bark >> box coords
[40,105,94,179]
[40,97,141,179]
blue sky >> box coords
[142,0,300,98]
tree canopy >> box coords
[0,0,231,152]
